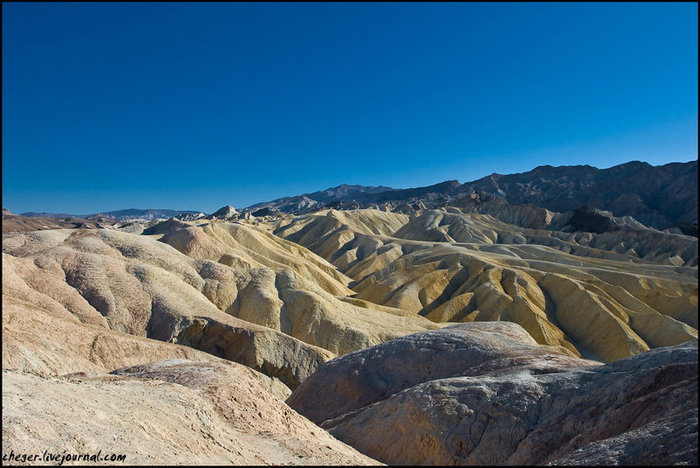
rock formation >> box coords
[275,208,698,362]
[2,230,333,388]
[3,359,377,465]
[208,205,239,220]
[175,211,206,221]
[2,220,439,385]
[288,322,698,465]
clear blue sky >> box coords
[2,2,697,214]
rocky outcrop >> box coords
[665,222,699,237]
[287,323,698,465]
[287,322,596,424]
[3,360,378,465]
[251,207,282,217]
[142,217,192,235]
[452,192,564,230]
[565,205,622,233]
[175,211,206,221]
[208,205,239,220]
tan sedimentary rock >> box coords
[2,360,379,465]
[275,208,698,361]
[287,322,698,465]
[287,322,598,424]
[2,221,438,385]
[2,231,334,389]
[154,219,439,355]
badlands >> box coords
[2,162,698,465]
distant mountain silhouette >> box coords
[21,208,200,221]
[243,160,697,230]
[21,211,81,218]
[15,160,697,231]
[462,160,698,229]
[246,184,396,214]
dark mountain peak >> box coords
[566,205,620,234]
[529,163,596,174]
[532,164,555,171]
[247,183,398,211]
[616,160,651,168]
[209,205,238,219]
[423,180,461,191]
[661,159,698,171]
[251,207,281,217]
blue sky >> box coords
[2,2,697,214]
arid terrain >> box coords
[2,161,698,465]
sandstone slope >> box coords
[152,219,439,355]
[3,221,390,464]
[3,222,438,386]
[2,230,332,388]
[3,359,378,465]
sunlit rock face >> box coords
[288,323,698,466]
[2,220,440,387]
[2,359,379,465]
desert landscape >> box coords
[3,2,697,466]
[2,160,698,465]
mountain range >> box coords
[20,208,201,221]
[11,160,697,232]
[246,160,698,230]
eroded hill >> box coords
[3,196,698,465]
[274,208,697,362]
